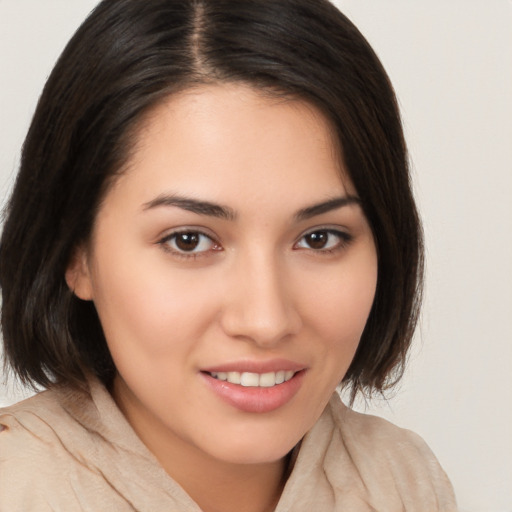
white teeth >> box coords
[259,372,276,387]
[227,371,241,384]
[209,370,297,387]
[284,370,294,381]
[240,372,260,387]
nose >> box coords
[220,249,302,347]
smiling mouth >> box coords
[206,370,297,388]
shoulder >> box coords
[0,391,72,509]
[0,389,68,455]
[327,396,458,511]
[0,387,84,449]
[0,388,128,511]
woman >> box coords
[0,0,457,510]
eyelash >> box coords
[158,227,353,260]
[294,228,353,255]
[158,229,221,260]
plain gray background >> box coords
[1,1,511,510]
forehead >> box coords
[111,83,353,211]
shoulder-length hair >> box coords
[0,0,423,399]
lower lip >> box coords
[200,371,305,413]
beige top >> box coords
[0,377,457,511]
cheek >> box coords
[89,250,217,360]
[303,250,378,374]
[307,259,377,339]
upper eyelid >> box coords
[158,230,221,259]
[297,225,351,239]
[294,227,353,249]
[158,229,221,255]
[157,218,354,238]
[159,226,218,242]
[157,225,351,243]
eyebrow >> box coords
[143,193,360,221]
[143,194,237,220]
[294,195,361,221]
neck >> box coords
[168,453,287,512]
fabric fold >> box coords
[0,377,457,511]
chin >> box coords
[200,425,302,466]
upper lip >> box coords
[201,358,307,374]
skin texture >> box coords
[67,84,378,512]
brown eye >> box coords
[175,232,201,251]
[163,231,218,254]
[304,231,329,249]
[295,229,352,252]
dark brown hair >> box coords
[0,0,423,398]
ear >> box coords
[65,245,94,301]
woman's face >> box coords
[68,84,377,465]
